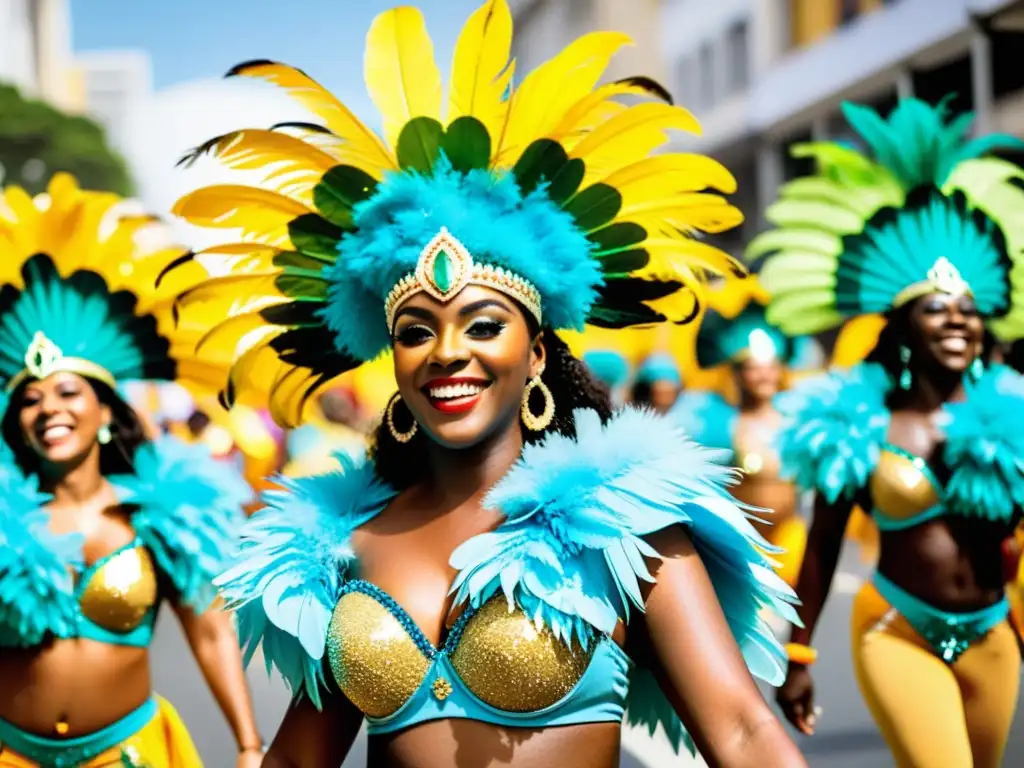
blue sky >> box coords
[71,0,482,95]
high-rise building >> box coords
[509,0,667,83]
[73,50,154,157]
[0,0,74,109]
[662,0,1024,240]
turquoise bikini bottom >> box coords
[873,573,1009,664]
[0,697,157,768]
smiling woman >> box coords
[170,2,807,767]
[0,175,262,768]
[749,96,1024,768]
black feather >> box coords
[613,76,674,105]
[155,251,196,289]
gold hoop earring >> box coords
[521,369,554,432]
[385,393,418,443]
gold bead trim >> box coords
[384,227,543,330]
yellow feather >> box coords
[495,31,632,164]
[175,275,289,328]
[617,194,744,235]
[365,6,444,150]
[227,61,395,175]
[191,243,284,277]
[602,154,737,200]
[172,185,311,247]
[571,103,701,185]
[639,237,747,280]
[549,81,657,145]
[447,0,514,137]
[184,130,344,205]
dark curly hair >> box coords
[369,326,613,490]
[2,377,148,478]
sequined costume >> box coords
[0,175,248,767]
[169,0,798,759]
[751,97,1024,767]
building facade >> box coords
[73,51,154,158]
[509,0,667,84]
[0,0,75,109]
[661,0,1024,243]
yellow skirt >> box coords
[0,696,201,768]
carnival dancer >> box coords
[581,349,631,407]
[630,352,683,414]
[170,2,805,766]
[0,175,263,767]
[751,97,1024,768]
[675,294,814,588]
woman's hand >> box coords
[777,664,817,736]
[237,746,265,768]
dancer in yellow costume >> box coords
[0,176,263,767]
[754,98,1024,768]
[673,282,815,588]
[167,2,807,765]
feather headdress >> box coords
[169,0,746,426]
[696,278,813,368]
[746,97,1024,339]
[0,174,225,396]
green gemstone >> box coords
[433,249,454,294]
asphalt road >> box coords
[151,540,1024,767]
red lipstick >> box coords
[422,377,490,414]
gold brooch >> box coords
[432,677,453,701]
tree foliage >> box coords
[0,83,133,196]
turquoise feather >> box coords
[777,363,891,503]
[0,460,82,647]
[214,454,397,708]
[840,98,1023,189]
[112,436,250,613]
[670,391,736,457]
[942,365,1024,522]
[450,407,800,755]
[0,255,164,385]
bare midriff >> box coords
[0,638,151,737]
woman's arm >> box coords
[776,494,854,734]
[263,693,364,768]
[638,525,807,768]
[173,601,264,766]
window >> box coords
[839,0,860,24]
[725,21,750,93]
[698,42,715,109]
[674,55,694,105]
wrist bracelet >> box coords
[785,642,818,666]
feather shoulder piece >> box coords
[215,454,397,707]
[776,362,890,503]
[112,435,250,612]
[942,365,1024,522]
[0,462,82,647]
[670,391,737,455]
[450,407,799,754]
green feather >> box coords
[512,139,570,196]
[589,222,647,254]
[313,166,379,228]
[766,199,865,234]
[287,214,344,262]
[596,248,650,275]
[565,184,622,232]
[396,117,445,173]
[745,228,840,262]
[442,117,492,173]
[546,158,586,204]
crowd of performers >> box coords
[2,2,1024,767]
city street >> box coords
[151,541,1024,767]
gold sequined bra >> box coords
[326,580,631,734]
[72,539,159,646]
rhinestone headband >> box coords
[384,227,543,330]
[892,257,974,309]
[6,331,116,392]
